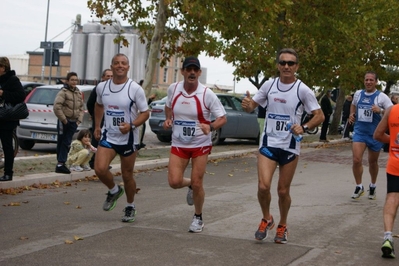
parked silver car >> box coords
[149,93,260,145]
[20,81,45,97]
[16,84,95,150]
[149,96,167,109]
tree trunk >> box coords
[142,0,168,98]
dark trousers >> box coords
[56,120,78,164]
[342,120,353,138]
[0,128,16,176]
[89,120,103,168]
[320,114,330,140]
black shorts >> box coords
[259,146,297,166]
[99,139,139,157]
[387,173,399,193]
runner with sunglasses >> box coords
[242,48,324,243]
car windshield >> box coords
[27,88,60,105]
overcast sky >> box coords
[1,0,257,93]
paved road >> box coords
[0,143,396,265]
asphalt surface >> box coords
[1,137,397,265]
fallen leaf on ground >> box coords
[74,236,83,241]
[19,236,29,240]
[9,202,21,206]
[64,202,70,205]
[65,240,73,244]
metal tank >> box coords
[70,33,88,80]
[82,22,101,33]
[102,34,119,70]
[119,34,136,80]
[132,35,147,82]
[100,22,121,34]
[199,67,207,85]
[85,33,104,82]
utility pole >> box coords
[40,0,50,83]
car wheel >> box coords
[211,129,221,146]
[19,139,35,150]
[156,134,172,143]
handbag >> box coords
[0,100,29,121]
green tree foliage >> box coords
[87,0,399,115]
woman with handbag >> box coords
[0,57,26,181]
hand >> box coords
[163,119,173,130]
[371,104,381,114]
[119,122,131,134]
[349,113,355,124]
[241,90,252,111]
[94,128,101,140]
[199,123,211,135]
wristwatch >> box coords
[210,124,215,131]
[301,125,308,132]
[131,124,136,130]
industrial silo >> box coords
[102,34,119,70]
[100,22,121,34]
[132,35,147,82]
[70,33,87,80]
[85,33,104,83]
[82,22,101,33]
[119,34,135,80]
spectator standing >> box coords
[86,69,112,169]
[53,72,84,174]
[138,79,156,149]
[163,56,227,233]
[373,104,399,259]
[93,53,149,223]
[342,94,353,138]
[0,57,26,181]
[349,71,392,200]
[241,48,324,243]
[319,90,332,142]
[67,129,97,172]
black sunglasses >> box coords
[278,61,297,66]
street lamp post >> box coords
[40,0,51,83]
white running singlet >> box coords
[96,79,148,145]
[253,78,320,155]
[166,81,226,148]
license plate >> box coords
[31,132,57,141]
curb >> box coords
[0,148,257,190]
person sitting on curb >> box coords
[67,129,97,172]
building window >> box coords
[174,69,178,82]
[163,68,168,82]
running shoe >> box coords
[255,216,275,240]
[82,164,91,171]
[186,187,194,206]
[368,185,376,200]
[351,186,364,199]
[103,185,124,211]
[381,239,395,258]
[70,165,83,172]
[121,206,136,223]
[188,216,204,233]
[274,224,288,244]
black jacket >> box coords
[320,95,332,116]
[0,70,26,129]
